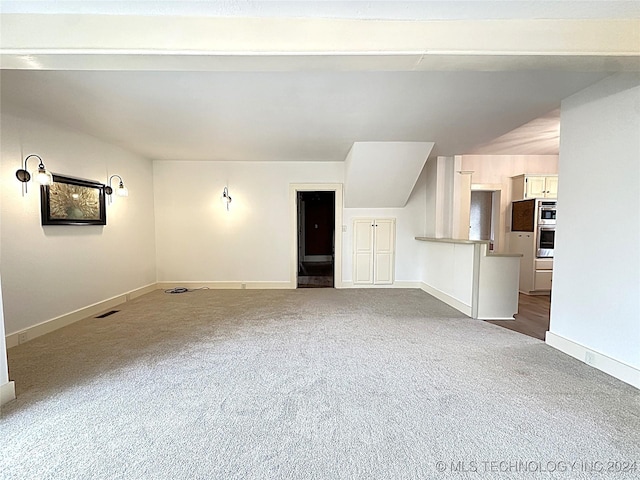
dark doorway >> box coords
[297,191,335,288]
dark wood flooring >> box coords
[486,294,550,340]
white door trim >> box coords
[289,184,343,289]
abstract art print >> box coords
[40,174,106,225]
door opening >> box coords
[469,189,501,251]
[297,191,335,288]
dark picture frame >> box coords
[40,174,107,225]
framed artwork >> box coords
[40,174,107,225]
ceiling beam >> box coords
[1,15,638,57]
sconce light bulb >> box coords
[116,182,129,197]
[34,166,53,185]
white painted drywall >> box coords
[0,164,7,387]
[477,252,520,320]
[153,161,344,282]
[0,272,15,405]
[550,74,640,370]
[0,149,14,403]
[423,156,458,239]
[420,241,475,310]
[424,158,438,238]
[344,142,432,208]
[0,109,157,335]
[342,167,427,284]
[154,160,426,285]
[0,273,9,385]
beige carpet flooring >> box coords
[2,289,639,479]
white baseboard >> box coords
[1,381,16,406]
[340,281,421,289]
[5,283,157,348]
[156,281,292,290]
[546,332,640,389]
[127,283,158,300]
[419,282,473,317]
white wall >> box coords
[344,142,432,208]
[550,74,640,377]
[154,160,427,286]
[153,161,344,283]
[0,109,157,335]
[421,241,475,313]
[423,156,458,239]
[1,272,16,405]
[424,158,438,238]
[342,167,427,284]
[0,165,7,388]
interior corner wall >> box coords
[153,161,344,283]
[550,73,640,371]
[0,109,157,336]
[342,166,427,284]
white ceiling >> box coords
[0,69,607,161]
[470,109,561,155]
[0,2,637,161]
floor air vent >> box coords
[96,310,120,318]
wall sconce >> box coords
[222,186,232,211]
[15,154,53,193]
[105,174,129,203]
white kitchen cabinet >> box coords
[353,218,395,285]
[512,174,558,200]
[534,270,553,290]
[544,176,558,198]
[535,259,553,271]
[509,231,535,294]
[508,231,552,295]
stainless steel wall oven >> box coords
[537,226,555,258]
[512,198,556,258]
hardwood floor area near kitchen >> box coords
[486,294,550,340]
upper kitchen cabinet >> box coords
[511,174,558,200]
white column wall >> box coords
[424,158,439,238]
[549,73,640,381]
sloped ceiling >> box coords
[344,142,433,208]
[469,109,561,155]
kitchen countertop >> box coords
[415,237,522,257]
